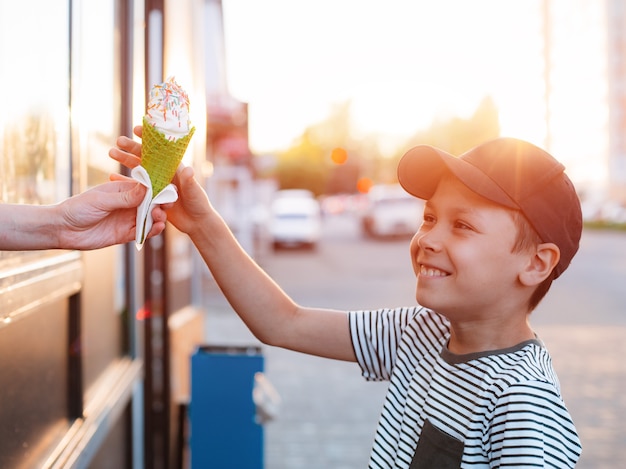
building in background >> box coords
[606,0,626,202]
[543,0,626,208]
[202,0,258,255]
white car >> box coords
[361,184,423,238]
[269,191,322,249]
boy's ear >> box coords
[519,243,560,286]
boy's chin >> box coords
[415,288,449,314]
[415,290,435,310]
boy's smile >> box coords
[418,264,449,277]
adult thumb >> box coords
[120,182,147,208]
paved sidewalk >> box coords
[535,324,626,468]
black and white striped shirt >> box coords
[349,306,582,468]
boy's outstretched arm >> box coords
[110,130,357,361]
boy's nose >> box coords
[410,229,441,275]
[415,228,442,253]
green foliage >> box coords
[389,96,500,166]
[275,130,328,196]
[584,220,626,231]
[272,96,501,195]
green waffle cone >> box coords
[141,116,195,196]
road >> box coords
[201,213,626,468]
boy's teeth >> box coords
[420,265,446,277]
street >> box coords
[201,213,626,468]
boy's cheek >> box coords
[409,233,420,276]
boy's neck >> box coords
[447,317,535,355]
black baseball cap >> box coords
[397,137,582,278]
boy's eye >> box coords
[454,220,473,230]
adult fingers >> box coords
[102,181,147,208]
[92,179,139,194]
[109,173,135,182]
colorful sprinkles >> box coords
[146,76,191,140]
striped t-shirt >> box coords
[349,306,582,468]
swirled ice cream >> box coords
[141,76,195,199]
[145,76,192,141]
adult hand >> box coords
[58,180,167,250]
[0,179,166,251]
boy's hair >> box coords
[510,210,554,310]
[397,137,583,279]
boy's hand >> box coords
[166,165,213,237]
[108,125,144,170]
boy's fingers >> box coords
[109,147,141,169]
[147,221,166,238]
[178,165,196,185]
[115,135,142,156]
[151,206,167,223]
[159,202,176,210]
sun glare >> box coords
[222,0,612,190]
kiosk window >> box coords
[0,2,71,464]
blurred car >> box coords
[273,189,316,200]
[269,190,322,249]
[360,184,423,238]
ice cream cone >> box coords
[132,76,194,248]
[141,116,195,197]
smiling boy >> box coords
[111,134,582,468]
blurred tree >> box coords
[402,96,500,155]
[273,96,500,196]
[275,101,367,196]
[275,130,328,196]
[387,96,501,173]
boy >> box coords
[111,134,583,467]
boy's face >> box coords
[409,174,531,320]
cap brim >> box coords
[397,145,519,209]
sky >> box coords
[221,0,546,155]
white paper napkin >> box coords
[131,165,179,250]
